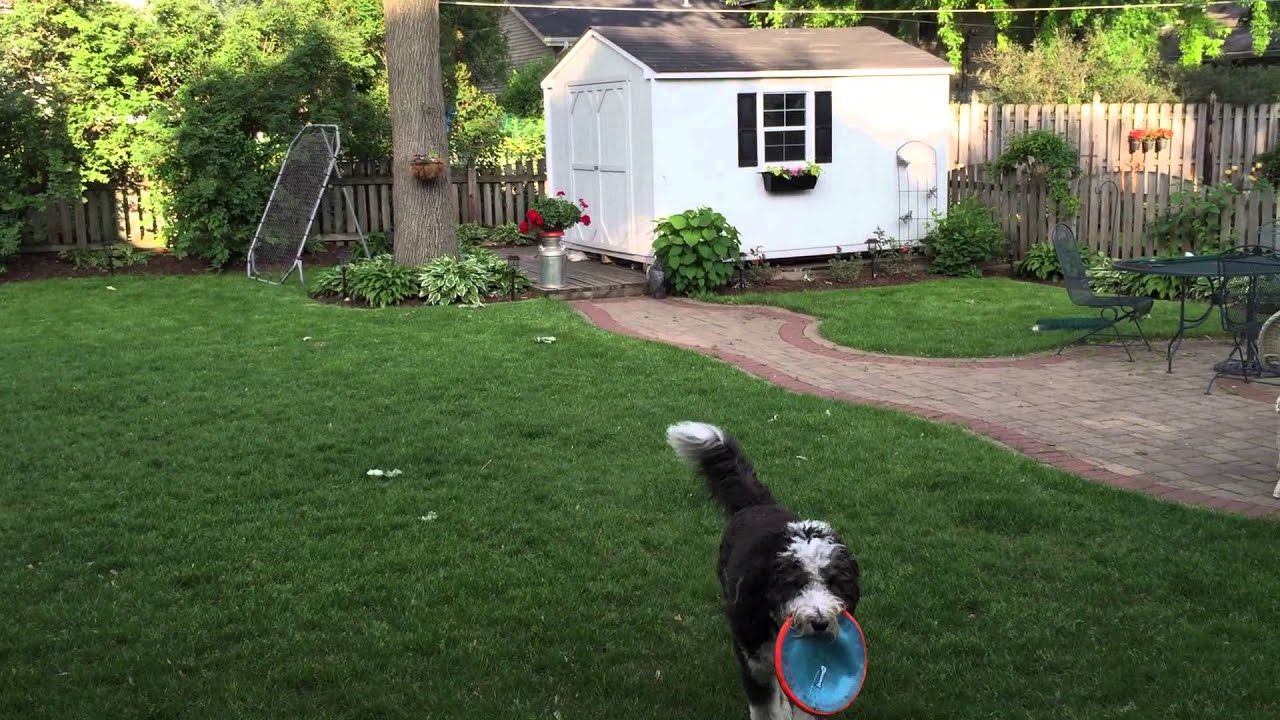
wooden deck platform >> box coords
[501,245,647,300]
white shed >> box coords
[541,26,955,263]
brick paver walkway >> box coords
[573,297,1280,519]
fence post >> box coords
[1204,92,1219,186]
[466,162,479,223]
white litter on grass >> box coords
[795,455,808,461]
[106,286,117,291]
[419,512,439,522]
[366,468,403,478]
[535,336,557,344]
[303,336,313,341]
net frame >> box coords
[246,124,368,285]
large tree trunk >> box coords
[383,0,456,265]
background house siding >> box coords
[502,11,556,68]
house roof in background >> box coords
[1213,4,1280,59]
[510,0,744,42]
[591,26,955,75]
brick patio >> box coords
[572,296,1280,519]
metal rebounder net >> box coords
[248,125,362,284]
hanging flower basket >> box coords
[409,154,445,182]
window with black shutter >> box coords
[739,90,831,168]
[815,91,832,164]
[736,94,757,167]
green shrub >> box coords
[57,244,152,272]
[1145,183,1239,254]
[361,232,393,257]
[500,57,556,117]
[923,199,1006,277]
[652,207,742,296]
[868,227,915,276]
[1014,241,1061,280]
[992,130,1080,217]
[827,246,863,282]
[1252,148,1280,187]
[498,115,545,167]
[0,223,19,273]
[347,253,419,308]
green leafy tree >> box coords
[450,63,505,170]
[738,1,1253,70]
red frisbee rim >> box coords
[773,610,867,717]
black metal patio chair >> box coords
[1032,224,1153,361]
[1206,245,1280,393]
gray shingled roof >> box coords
[513,0,743,41]
[593,26,954,74]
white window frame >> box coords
[757,90,813,168]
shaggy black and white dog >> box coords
[667,421,860,720]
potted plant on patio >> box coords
[518,191,591,245]
[518,191,592,289]
[760,162,822,194]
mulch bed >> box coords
[715,259,1022,296]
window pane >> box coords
[784,110,805,126]
[763,110,786,128]
[764,129,807,164]
[785,93,805,110]
[763,94,785,111]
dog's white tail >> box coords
[666,421,776,515]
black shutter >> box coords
[737,93,757,167]
[815,91,832,164]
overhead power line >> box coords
[442,0,1273,17]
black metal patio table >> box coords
[1114,253,1280,377]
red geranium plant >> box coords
[518,190,592,237]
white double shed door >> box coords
[566,81,631,254]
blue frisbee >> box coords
[773,610,867,716]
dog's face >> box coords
[768,520,860,637]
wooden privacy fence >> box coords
[950,97,1280,184]
[949,165,1280,259]
[17,161,545,252]
[21,185,162,252]
[312,160,546,242]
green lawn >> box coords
[1,276,1277,720]
[716,277,1224,358]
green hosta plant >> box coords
[309,265,348,298]
[347,253,419,308]
[652,207,742,296]
[1014,241,1061,280]
[417,254,493,306]
[464,246,531,295]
